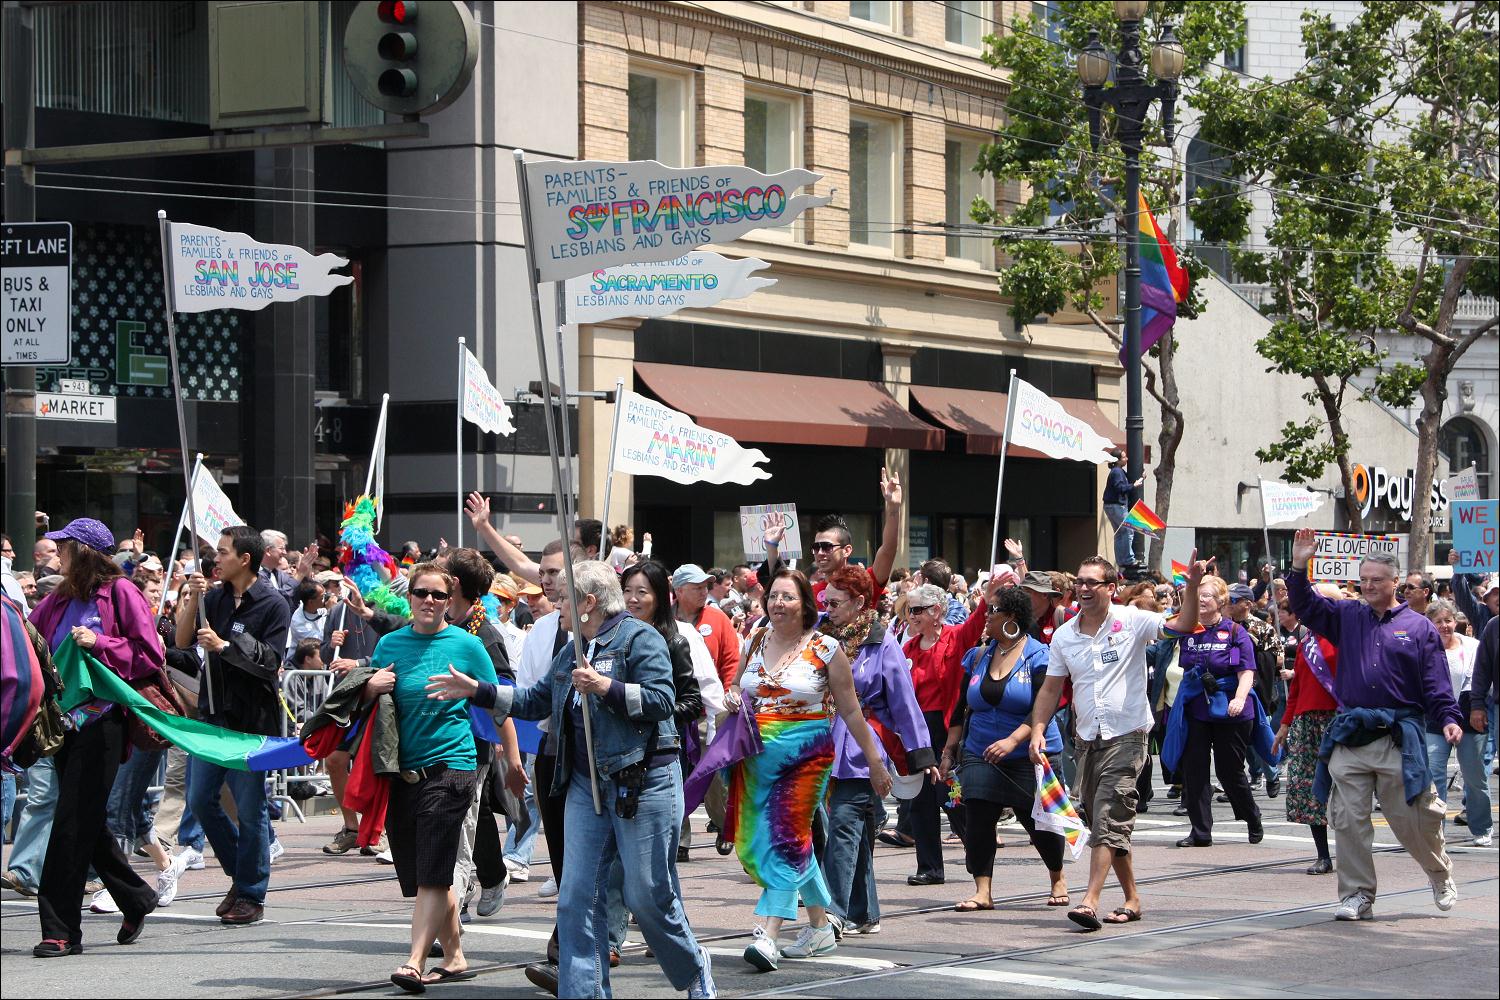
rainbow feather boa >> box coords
[338,495,409,617]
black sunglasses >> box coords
[410,587,451,602]
[810,541,841,553]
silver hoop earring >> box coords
[1001,621,1021,640]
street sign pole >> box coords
[3,1,37,570]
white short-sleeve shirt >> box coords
[1047,605,1169,740]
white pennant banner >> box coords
[523,159,831,282]
[190,462,245,545]
[565,251,775,323]
[1007,377,1117,464]
[460,346,514,436]
[166,221,353,313]
[1260,478,1326,525]
[613,390,770,486]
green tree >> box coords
[973,1,1244,571]
[1190,1,1497,557]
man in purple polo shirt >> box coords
[1287,528,1463,922]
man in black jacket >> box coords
[175,525,289,927]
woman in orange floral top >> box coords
[726,569,891,972]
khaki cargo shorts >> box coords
[1073,730,1149,855]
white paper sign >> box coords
[1309,531,1408,584]
[191,462,245,545]
[1007,377,1116,464]
[523,159,831,282]
[613,389,770,486]
[167,221,353,313]
[1446,466,1480,503]
[739,503,803,561]
[1260,478,1326,525]
[565,251,775,323]
[460,346,514,436]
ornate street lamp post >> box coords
[1080,1,1184,571]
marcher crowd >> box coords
[2,477,1496,995]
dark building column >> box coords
[245,145,316,542]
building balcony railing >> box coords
[1229,283,1497,328]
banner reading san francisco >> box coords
[523,159,831,282]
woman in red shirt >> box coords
[1271,589,1342,875]
[901,579,993,885]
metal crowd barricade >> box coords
[272,668,338,823]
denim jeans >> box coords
[559,761,704,999]
[2,773,15,844]
[1105,502,1135,567]
[187,757,270,904]
[503,752,541,868]
[821,777,882,926]
[7,757,59,888]
[1425,730,1492,838]
[107,747,164,846]
[175,750,206,851]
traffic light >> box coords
[344,0,477,116]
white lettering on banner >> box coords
[1350,462,1449,525]
[1308,531,1408,584]
[564,251,775,323]
[167,221,353,314]
[460,346,515,436]
[1259,478,1325,526]
[523,159,831,283]
[612,389,770,487]
[190,463,245,545]
[1007,377,1116,464]
[739,503,803,561]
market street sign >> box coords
[37,391,116,423]
[1,221,72,365]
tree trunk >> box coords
[1147,333,1185,572]
[1407,341,1453,571]
[1312,373,1363,532]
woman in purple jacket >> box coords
[26,519,164,958]
[813,565,936,941]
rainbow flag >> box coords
[1123,193,1190,364]
[1122,499,1166,540]
[1170,560,1190,586]
[1031,757,1089,860]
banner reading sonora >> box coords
[523,159,831,282]
[167,221,354,313]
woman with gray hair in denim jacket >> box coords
[426,560,718,998]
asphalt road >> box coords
[3,782,1496,998]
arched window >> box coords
[1441,416,1491,499]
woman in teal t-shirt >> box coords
[363,563,496,993]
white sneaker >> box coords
[1472,833,1493,847]
[849,920,881,935]
[743,926,779,971]
[505,859,530,883]
[375,848,394,865]
[780,922,837,959]
[1431,875,1458,911]
[179,846,206,871]
[156,853,188,907]
[1334,892,1373,921]
[537,876,558,898]
[687,944,718,998]
[89,888,120,914]
[477,871,510,917]
[826,912,844,941]
[268,839,285,865]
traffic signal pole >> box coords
[3,0,38,571]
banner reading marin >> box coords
[613,390,771,487]
[523,159,831,282]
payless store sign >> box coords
[1351,464,1448,525]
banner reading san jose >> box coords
[523,159,831,282]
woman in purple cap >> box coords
[26,518,165,957]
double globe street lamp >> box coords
[1078,0,1184,572]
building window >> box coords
[1442,416,1491,499]
[945,134,990,266]
[1223,42,1247,74]
[946,1,985,49]
[1031,2,1062,45]
[849,1,895,30]
[849,114,900,251]
[744,90,799,174]
[1185,134,1238,278]
[628,69,691,166]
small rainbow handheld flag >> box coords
[1170,560,1190,586]
[1121,499,1166,540]
[1031,757,1090,860]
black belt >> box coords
[400,763,453,783]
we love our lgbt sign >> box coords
[522,159,830,282]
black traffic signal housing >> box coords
[344,0,477,116]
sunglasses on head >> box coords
[410,587,450,602]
